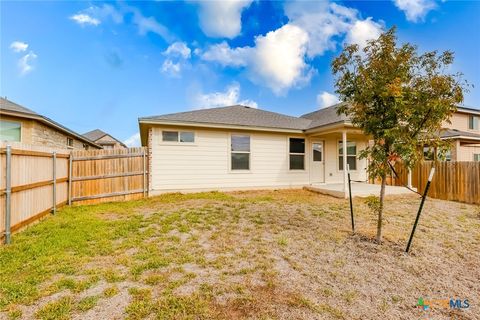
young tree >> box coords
[332,27,468,243]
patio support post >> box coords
[342,130,348,198]
[407,168,412,189]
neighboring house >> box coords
[139,103,369,195]
[0,97,100,150]
[439,107,480,161]
[83,129,127,149]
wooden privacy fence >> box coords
[409,161,479,204]
[1,144,148,243]
[375,161,479,205]
[0,143,69,243]
[70,148,148,205]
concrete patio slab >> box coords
[304,182,417,198]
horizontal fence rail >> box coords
[1,143,148,243]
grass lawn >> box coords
[0,189,479,320]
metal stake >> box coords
[52,152,57,214]
[347,164,355,233]
[406,167,435,253]
[5,145,12,244]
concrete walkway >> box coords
[305,182,417,198]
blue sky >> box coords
[2,0,479,146]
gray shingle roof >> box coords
[83,129,108,141]
[300,102,349,129]
[83,129,127,147]
[140,105,314,130]
[1,97,39,115]
[440,128,480,139]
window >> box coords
[445,149,452,161]
[289,138,305,170]
[162,131,195,143]
[469,116,479,130]
[339,141,357,170]
[474,154,480,162]
[423,146,434,160]
[67,137,74,148]
[0,120,21,142]
[180,132,194,142]
[313,143,322,161]
[231,135,250,170]
[83,143,89,150]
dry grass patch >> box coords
[0,189,478,319]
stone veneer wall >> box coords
[1,114,95,150]
[31,121,89,149]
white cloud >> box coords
[18,51,38,75]
[250,24,312,95]
[164,42,191,59]
[194,0,253,38]
[200,1,383,95]
[285,2,356,57]
[10,41,28,53]
[70,13,101,26]
[124,133,141,147]
[201,24,311,95]
[193,83,258,109]
[393,0,437,22]
[317,91,340,108]
[161,59,182,77]
[201,42,250,67]
[345,18,383,50]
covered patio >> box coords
[305,182,416,198]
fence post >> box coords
[4,145,12,244]
[52,152,57,215]
[68,152,72,205]
[143,148,147,197]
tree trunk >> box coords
[377,174,387,244]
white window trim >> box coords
[474,153,480,162]
[229,133,251,173]
[288,136,306,171]
[337,140,358,172]
[159,130,197,146]
[0,120,22,142]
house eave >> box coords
[1,109,102,148]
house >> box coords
[83,129,127,149]
[0,97,101,150]
[439,106,480,161]
[139,103,480,196]
[139,103,369,195]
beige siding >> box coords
[455,144,480,162]
[150,127,309,193]
[149,126,369,193]
[444,112,480,133]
